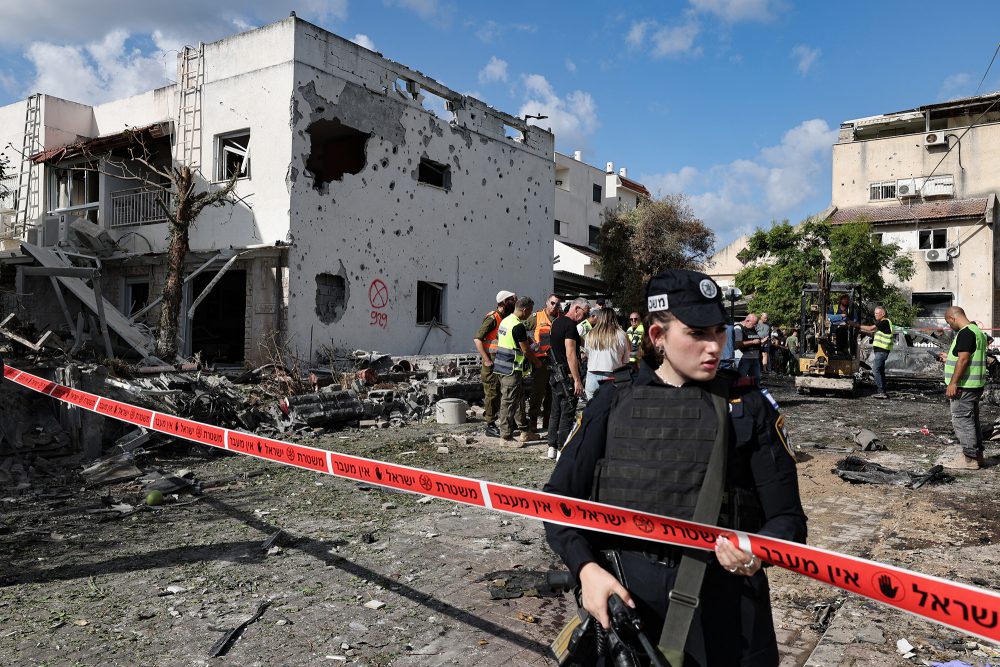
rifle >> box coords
[547,346,576,398]
[547,560,667,667]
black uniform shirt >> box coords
[953,327,978,354]
[543,358,808,578]
[549,315,581,365]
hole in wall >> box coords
[306,118,371,189]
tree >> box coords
[86,128,241,359]
[734,218,916,327]
[597,195,715,313]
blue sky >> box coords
[1,0,999,248]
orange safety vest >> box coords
[483,310,503,354]
[534,309,553,354]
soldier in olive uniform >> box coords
[474,290,516,438]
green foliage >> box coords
[734,218,916,327]
[597,195,715,313]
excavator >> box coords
[795,264,862,395]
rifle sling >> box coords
[657,377,730,667]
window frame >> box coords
[215,129,251,182]
[592,183,602,203]
[869,180,897,201]
[416,157,451,191]
[588,225,600,249]
[917,228,948,250]
[416,280,446,325]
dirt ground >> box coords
[3,374,1000,667]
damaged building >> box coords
[0,16,554,366]
[824,92,1000,328]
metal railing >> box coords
[109,187,169,228]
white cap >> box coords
[496,290,515,304]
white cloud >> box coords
[351,33,376,51]
[625,18,701,58]
[651,22,701,58]
[0,1,348,46]
[688,0,780,22]
[791,44,820,75]
[518,74,598,151]
[938,72,974,101]
[471,20,535,43]
[478,56,508,84]
[565,58,577,73]
[24,30,173,105]
[626,20,654,49]
[640,118,838,243]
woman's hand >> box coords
[715,536,762,577]
[578,562,635,629]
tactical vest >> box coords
[482,310,502,355]
[945,323,988,389]
[494,313,525,376]
[737,323,760,356]
[873,318,894,352]
[534,309,553,354]
[626,324,644,362]
[592,378,761,532]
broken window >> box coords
[588,225,600,249]
[592,183,602,203]
[315,272,348,324]
[216,130,250,181]
[417,158,451,190]
[305,119,370,189]
[48,164,100,223]
[918,229,947,249]
[124,279,150,317]
[416,281,445,325]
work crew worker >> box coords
[938,306,989,470]
[474,290,516,438]
[495,297,541,442]
[626,311,644,365]
[853,307,893,399]
[544,269,807,666]
[527,294,560,435]
[735,313,763,382]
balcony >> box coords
[109,187,169,228]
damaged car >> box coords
[860,329,946,382]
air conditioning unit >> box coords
[924,248,949,263]
[896,178,919,197]
[924,132,948,147]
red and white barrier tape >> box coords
[6,364,1000,644]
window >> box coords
[869,180,896,201]
[49,165,100,223]
[554,219,566,236]
[216,130,250,181]
[417,158,451,190]
[918,229,947,250]
[124,279,150,317]
[592,183,602,203]
[417,281,445,325]
[588,225,600,248]
[555,166,570,190]
[872,233,883,245]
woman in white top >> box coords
[583,308,631,399]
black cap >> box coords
[645,269,727,328]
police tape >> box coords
[7,363,1000,644]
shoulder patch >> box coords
[774,414,795,460]
[759,388,779,411]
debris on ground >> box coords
[482,570,568,599]
[850,427,885,451]
[208,599,271,658]
[832,456,952,488]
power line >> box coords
[976,42,1000,95]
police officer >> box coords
[474,290,516,438]
[626,311,644,366]
[544,269,807,666]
